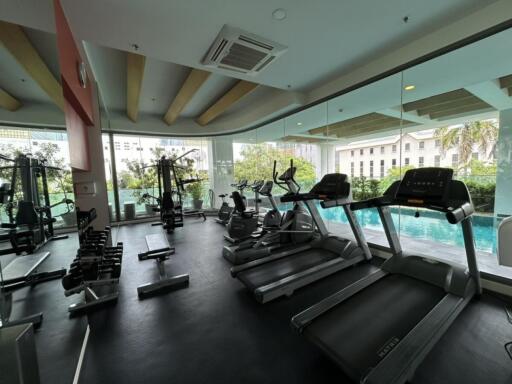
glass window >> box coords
[452,153,458,168]
[434,155,441,167]
[419,141,425,149]
[392,144,397,153]
[369,147,374,155]
[359,161,364,176]
[392,159,397,168]
[404,143,410,152]
[369,160,374,178]
[380,146,385,154]
[350,162,354,177]
[360,148,363,155]
[380,160,385,178]
[418,156,424,167]
[0,127,76,229]
[351,150,354,157]
[435,139,440,148]
[404,158,410,166]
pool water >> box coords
[278,202,497,254]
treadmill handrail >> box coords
[351,197,473,224]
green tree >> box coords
[468,159,496,176]
[434,120,498,175]
[234,144,317,191]
[33,142,73,194]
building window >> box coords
[360,149,364,156]
[435,139,440,148]
[404,158,410,166]
[452,154,458,168]
[434,155,441,167]
[359,161,364,176]
[351,150,354,157]
[380,146,385,154]
[350,162,354,177]
[369,161,374,178]
[392,144,397,153]
[392,159,397,168]
[472,152,479,160]
[419,141,425,150]
[404,143,410,152]
[419,156,424,167]
[370,148,374,155]
[380,160,385,178]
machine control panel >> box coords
[396,168,453,201]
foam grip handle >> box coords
[446,202,474,224]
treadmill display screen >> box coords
[396,168,453,202]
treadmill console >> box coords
[278,167,297,181]
[310,173,350,198]
[396,168,453,203]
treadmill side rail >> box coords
[230,243,312,277]
[364,292,472,384]
[291,269,388,330]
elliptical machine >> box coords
[223,160,314,264]
[223,180,264,244]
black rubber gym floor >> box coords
[7,219,512,383]
[2,232,89,384]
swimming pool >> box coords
[276,201,497,254]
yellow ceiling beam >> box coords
[0,88,22,111]
[164,68,210,125]
[196,80,258,126]
[0,21,64,110]
[126,52,146,122]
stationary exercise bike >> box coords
[214,180,248,226]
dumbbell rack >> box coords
[61,208,123,315]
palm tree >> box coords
[434,119,498,175]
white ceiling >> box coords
[0,0,509,139]
[58,0,498,92]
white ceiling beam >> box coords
[465,80,512,110]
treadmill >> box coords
[291,167,482,384]
[232,169,372,303]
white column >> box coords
[494,108,512,217]
[71,85,110,229]
[209,137,235,209]
[319,143,336,178]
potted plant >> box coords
[134,190,159,215]
[186,181,203,210]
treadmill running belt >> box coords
[237,248,339,291]
[304,274,445,380]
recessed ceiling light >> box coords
[272,8,287,21]
[404,85,415,91]
[297,122,303,126]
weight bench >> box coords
[1,252,66,328]
[137,233,189,299]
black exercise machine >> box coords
[147,150,206,233]
[0,153,71,256]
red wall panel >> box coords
[64,99,90,171]
[54,0,93,170]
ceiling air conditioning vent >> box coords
[202,25,287,75]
